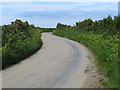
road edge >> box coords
[53,33,104,88]
[81,45,104,88]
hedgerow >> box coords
[2,19,42,69]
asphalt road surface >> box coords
[2,33,91,88]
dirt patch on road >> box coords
[82,48,105,88]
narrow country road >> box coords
[2,33,91,88]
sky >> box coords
[1,0,119,2]
[1,1,119,28]
[118,1,120,16]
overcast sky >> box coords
[1,0,119,2]
[1,1,119,28]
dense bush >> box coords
[2,19,42,69]
[53,16,120,88]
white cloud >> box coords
[81,5,118,11]
[1,0,119,2]
[1,1,118,27]
[2,3,80,11]
[2,2,117,12]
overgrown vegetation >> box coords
[2,19,42,69]
[53,16,120,88]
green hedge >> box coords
[2,19,42,69]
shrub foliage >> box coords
[2,19,42,69]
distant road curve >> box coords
[3,33,91,88]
